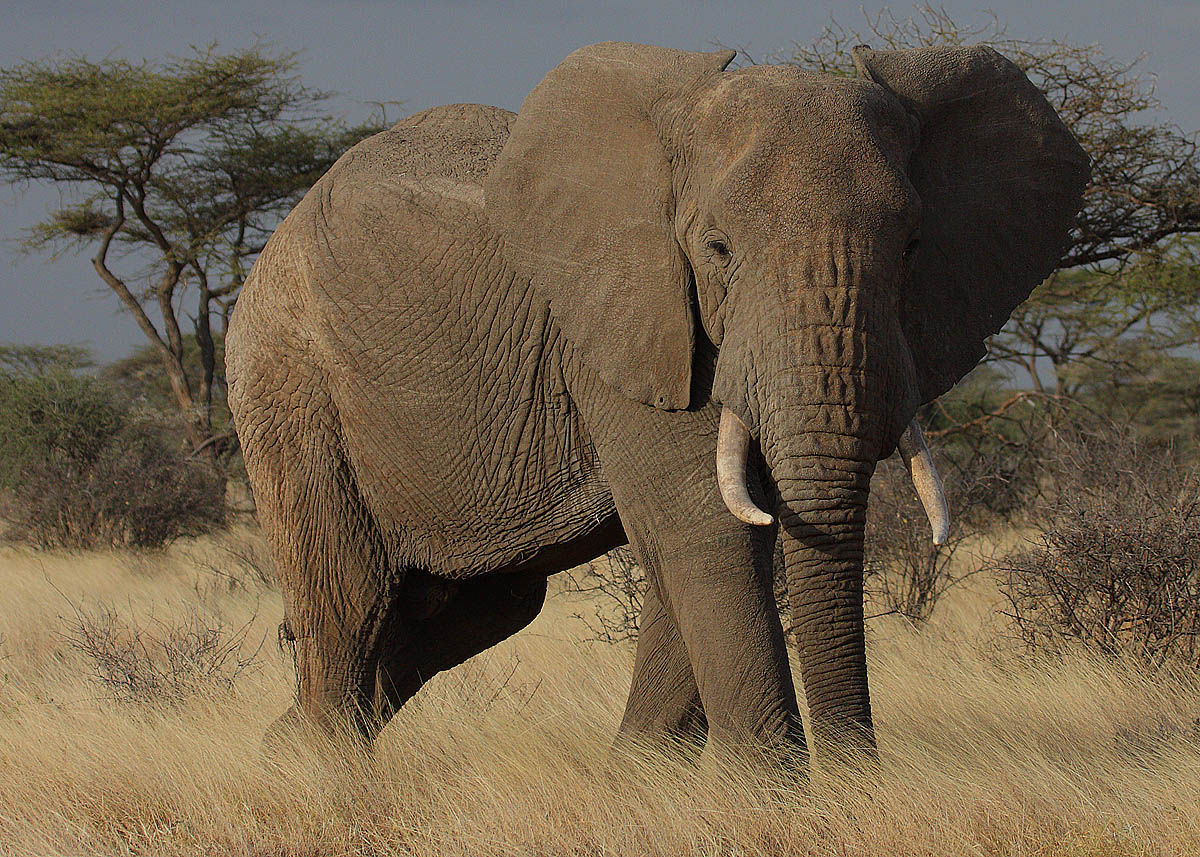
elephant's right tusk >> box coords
[716,407,774,526]
[897,418,951,546]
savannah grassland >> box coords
[1,526,1199,857]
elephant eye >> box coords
[706,239,731,260]
[902,238,920,261]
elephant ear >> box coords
[486,42,735,410]
[852,45,1090,402]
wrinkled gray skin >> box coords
[227,42,1088,761]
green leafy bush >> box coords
[0,345,225,549]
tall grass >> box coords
[1,530,1198,856]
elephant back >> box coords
[349,103,516,187]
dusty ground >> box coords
[1,525,1198,856]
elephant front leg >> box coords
[578,388,806,763]
[640,522,806,761]
[617,580,707,758]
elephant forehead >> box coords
[687,69,919,237]
[715,136,919,245]
[690,69,913,162]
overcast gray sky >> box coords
[2,0,1198,361]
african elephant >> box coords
[226,41,1087,762]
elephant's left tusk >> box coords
[716,407,774,526]
[897,419,951,546]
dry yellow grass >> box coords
[1,526,1198,856]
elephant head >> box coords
[487,42,1088,748]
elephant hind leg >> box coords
[241,387,405,743]
[372,571,548,724]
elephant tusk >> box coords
[897,418,951,546]
[716,407,774,526]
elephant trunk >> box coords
[727,410,948,756]
[711,259,951,757]
[771,442,876,756]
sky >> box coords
[1,0,1198,361]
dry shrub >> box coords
[863,456,975,625]
[64,601,262,704]
[565,545,645,644]
[998,421,1200,669]
[856,396,1107,626]
[930,391,1084,530]
[941,426,1045,528]
[14,415,226,549]
[0,364,225,549]
[188,530,277,596]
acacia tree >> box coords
[781,5,1200,397]
[0,46,386,461]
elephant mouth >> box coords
[714,406,950,545]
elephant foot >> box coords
[612,718,810,782]
[260,703,374,759]
[702,721,810,780]
[611,724,708,769]
[260,705,313,762]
